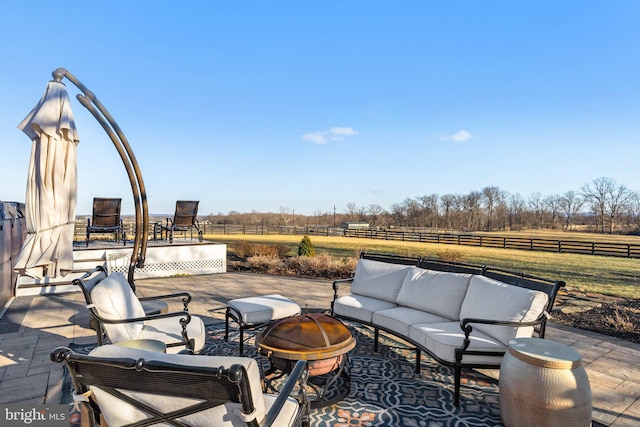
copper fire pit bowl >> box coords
[256,313,356,376]
[256,313,356,408]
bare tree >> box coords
[403,197,422,227]
[482,186,506,231]
[559,191,584,230]
[507,193,526,230]
[357,206,368,222]
[389,203,406,226]
[544,194,562,228]
[580,177,617,233]
[581,177,614,233]
[345,202,359,222]
[463,192,483,230]
[279,206,292,225]
[367,204,384,226]
[626,193,640,231]
[440,194,456,230]
[528,192,548,228]
[417,194,439,228]
[605,183,635,233]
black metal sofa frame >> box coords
[331,252,566,406]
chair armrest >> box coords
[92,309,192,326]
[262,360,308,427]
[139,292,192,310]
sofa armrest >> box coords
[332,277,354,291]
[331,278,354,315]
[458,311,549,351]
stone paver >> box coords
[0,271,638,426]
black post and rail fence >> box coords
[73,220,640,259]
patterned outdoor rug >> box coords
[65,323,503,426]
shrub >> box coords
[233,242,288,258]
[246,255,284,274]
[283,253,357,279]
[233,241,253,258]
[276,244,291,257]
[244,252,358,280]
[298,235,316,257]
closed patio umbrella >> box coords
[14,80,79,279]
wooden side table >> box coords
[500,337,591,426]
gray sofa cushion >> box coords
[409,322,506,365]
[458,275,549,345]
[350,259,410,303]
[333,294,398,323]
[396,267,472,320]
[372,306,448,337]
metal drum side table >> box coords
[500,337,591,427]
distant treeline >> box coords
[203,177,640,235]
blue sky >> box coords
[1,1,639,216]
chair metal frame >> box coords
[86,197,126,247]
[51,347,310,427]
[74,266,198,353]
[162,200,203,244]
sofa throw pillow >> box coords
[351,259,411,303]
[91,272,146,342]
[458,275,549,345]
[396,267,472,320]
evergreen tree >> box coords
[298,235,316,257]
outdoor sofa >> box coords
[331,252,565,406]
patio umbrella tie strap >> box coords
[73,389,93,402]
[26,221,76,234]
[233,408,257,422]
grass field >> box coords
[204,232,640,299]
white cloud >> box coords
[329,127,359,136]
[302,127,359,144]
[301,132,328,144]
[451,130,472,142]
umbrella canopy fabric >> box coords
[14,81,79,279]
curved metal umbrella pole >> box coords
[51,68,148,286]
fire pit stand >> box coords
[255,312,356,409]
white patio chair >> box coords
[86,271,206,354]
[51,345,310,427]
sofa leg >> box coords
[374,328,379,352]
[415,348,421,373]
[454,364,462,407]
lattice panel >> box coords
[109,258,224,275]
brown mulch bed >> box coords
[551,297,640,344]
